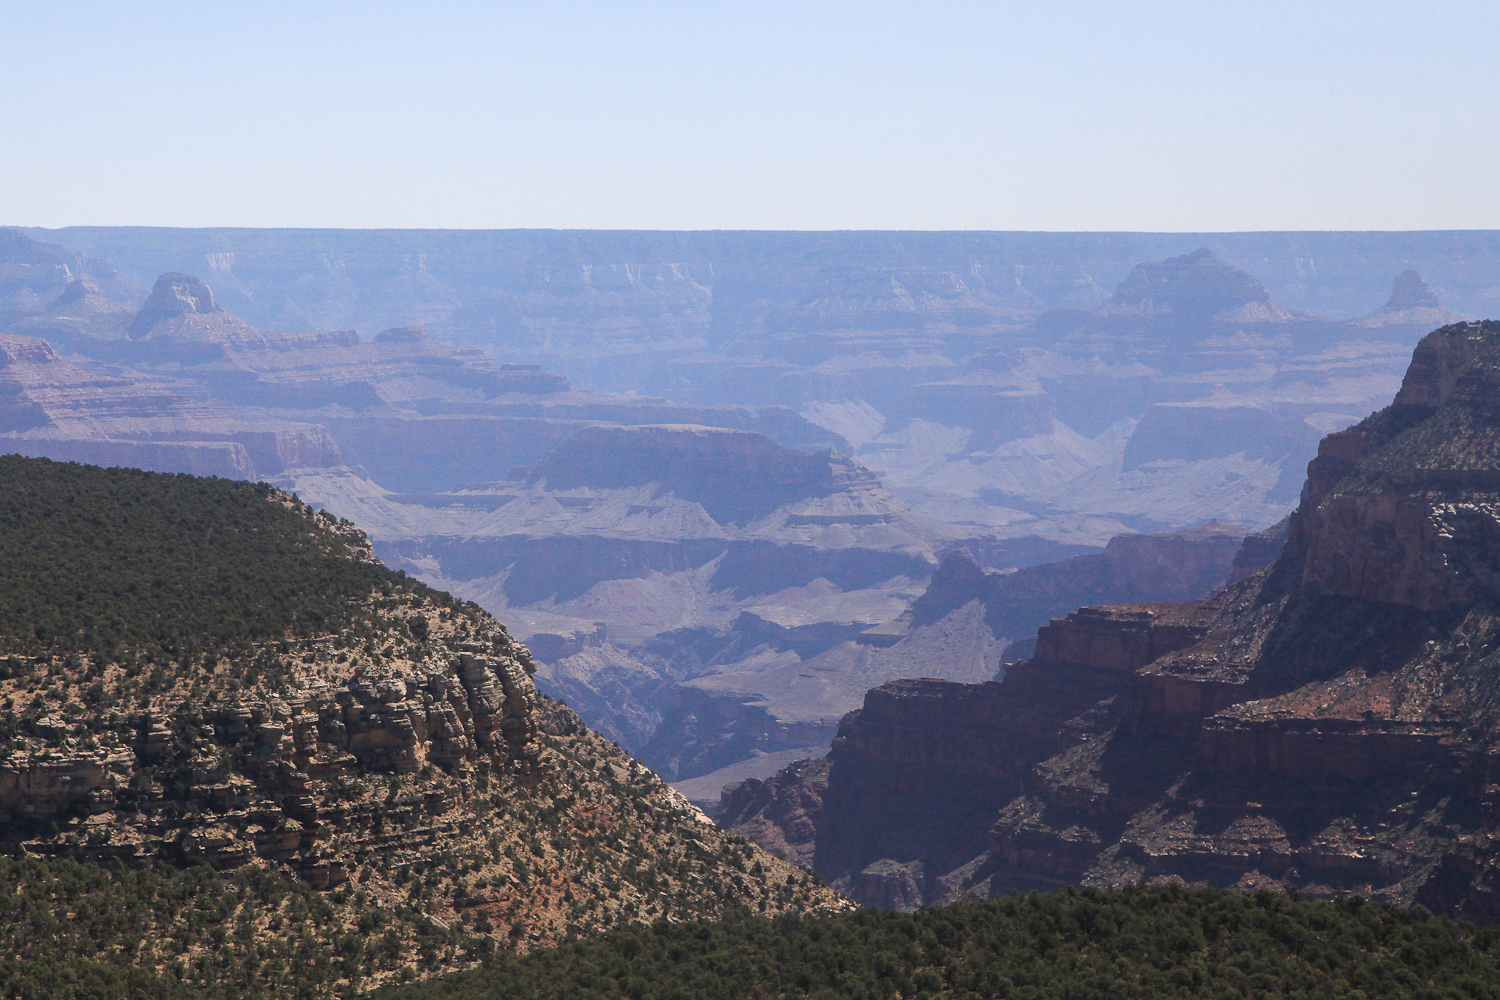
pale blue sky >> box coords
[3,1,1497,230]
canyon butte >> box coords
[724,320,1500,922]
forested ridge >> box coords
[0,457,1491,1000]
[0,878,1492,999]
[0,855,485,999]
[0,455,845,995]
[0,455,455,661]
[374,885,1500,1000]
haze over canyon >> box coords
[1,227,1482,787]
[2,221,1500,997]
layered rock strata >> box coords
[882,520,1246,647]
[17,228,1471,536]
[802,597,1219,902]
[1,641,538,877]
[344,422,995,779]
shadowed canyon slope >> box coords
[724,321,1500,921]
[658,519,1248,800]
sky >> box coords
[3,1,1498,231]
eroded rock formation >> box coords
[22,227,1484,535]
[1354,269,1470,329]
[648,521,1245,788]
[727,321,1500,921]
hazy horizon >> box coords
[25,224,1500,235]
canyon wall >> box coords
[727,322,1500,922]
[21,227,1484,537]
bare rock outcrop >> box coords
[130,271,221,334]
[0,641,540,885]
[716,756,832,868]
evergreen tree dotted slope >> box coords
[0,455,849,997]
[0,455,452,659]
[375,885,1500,1000]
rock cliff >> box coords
[891,520,1247,648]
[727,322,1500,920]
